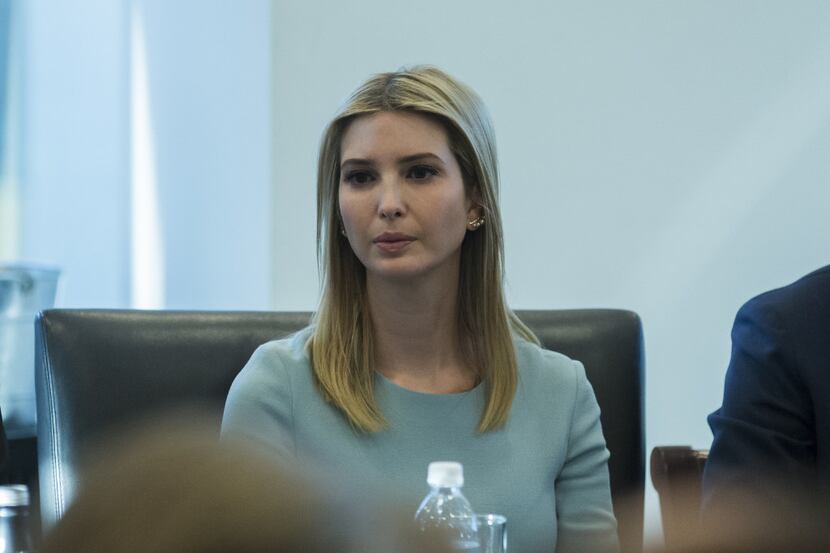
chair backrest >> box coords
[36,308,644,551]
[0,406,8,480]
[650,446,708,551]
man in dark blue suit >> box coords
[703,265,830,518]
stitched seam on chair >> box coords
[38,322,64,522]
[45,338,63,520]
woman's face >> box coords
[338,111,479,285]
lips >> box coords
[373,232,415,253]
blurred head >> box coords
[40,420,451,553]
[310,66,538,433]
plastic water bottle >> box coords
[415,461,481,552]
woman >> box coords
[222,66,618,553]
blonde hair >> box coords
[310,65,538,433]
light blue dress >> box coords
[222,327,619,553]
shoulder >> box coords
[227,327,314,399]
[514,338,584,382]
[740,265,830,324]
[513,338,589,409]
[222,327,315,447]
[252,326,313,369]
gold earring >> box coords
[467,215,485,231]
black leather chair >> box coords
[0,406,8,479]
[36,308,644,551]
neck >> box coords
[367,268,476,394]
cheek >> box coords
[429,200,469,243]
[337,190,370,257]
[445,190,472,227]
[338,188,357,228]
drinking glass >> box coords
[475,513,507,553]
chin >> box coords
[365,259,431,281]
[370,267,425,281]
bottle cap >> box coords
[427,461,464,488]
[0,485,30,507]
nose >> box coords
[377,178,406,220]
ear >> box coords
[465,184,484,231]
[465,183,483,212]
[465,202,485,232]
[466,203,483,220]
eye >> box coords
[343,170,374,186]
[408,165,439,181]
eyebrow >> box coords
[340,152,446,170]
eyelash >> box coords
[343,170,374,186]
[342,165,439,186]
[408,165,439,180]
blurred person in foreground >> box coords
[643,486,829,553]
[642,494,828,552]
[703,265,830,531]
[40,418,451,553]
[222,65,618,553]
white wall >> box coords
[0,0,19,259]
[132,0,272,310]
[19,0,130,307]
[13,0,272,309]
[268,0,830,539]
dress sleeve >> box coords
[221,343,296,461]
[555,360,620,553]
[703,295,815,516]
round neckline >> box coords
[373,370,483,400]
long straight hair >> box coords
[310,66,538,432]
